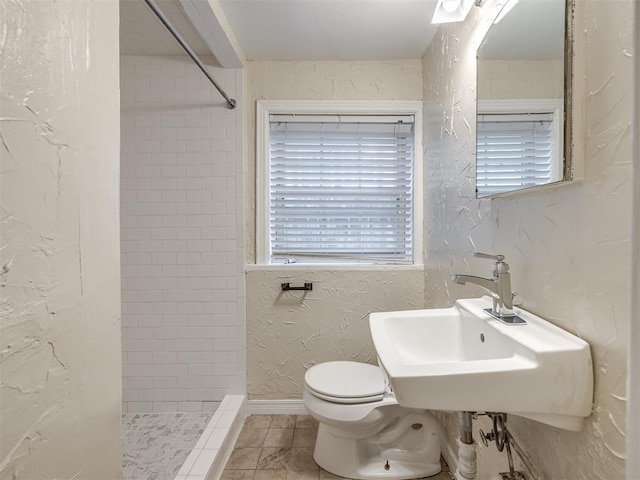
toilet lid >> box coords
[305,361,386,402]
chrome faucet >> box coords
[452,252,523,324]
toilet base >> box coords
[313,412,441,480]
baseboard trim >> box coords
[247,399,308,415]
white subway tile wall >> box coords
[120,56,246,413]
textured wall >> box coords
[247,268,425,399]
[478,60,564,99]
[120,56,246,413]
[423,1,632,479]
[0,0,122,478]
[245,61,424,399]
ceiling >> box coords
[217,0,440,62]
[120,0,213,57]
[119,0,565,64]
[120,0,440,63]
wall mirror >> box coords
[476,0,572,198]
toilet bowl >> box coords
[303,361,441,480]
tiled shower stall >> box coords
[121,56,246,413]
[119,54,247,478]
[120,55,245,416]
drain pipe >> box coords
[456,412,478,480]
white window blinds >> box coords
[476,112,558,197]
[268,115,415,263]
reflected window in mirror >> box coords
[476,99,563,197]
[476,0,572,198]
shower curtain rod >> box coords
[143,0,237,110]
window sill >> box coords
[245,264,424,272]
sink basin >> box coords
[369,297,593,431]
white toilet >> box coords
[303,361,441,480]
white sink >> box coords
[369,297,593,431]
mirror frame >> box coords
[475,0,575,199]
[562,0,574,182]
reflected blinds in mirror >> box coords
[476,112,557,197]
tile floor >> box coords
[221,415,452,480]
[122,412,212,480]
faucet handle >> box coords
[474,252,505,262]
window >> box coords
[476,99,563,198]
[256,101,423,265]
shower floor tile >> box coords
[122,412,212,480]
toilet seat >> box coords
[305,361,386,404]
